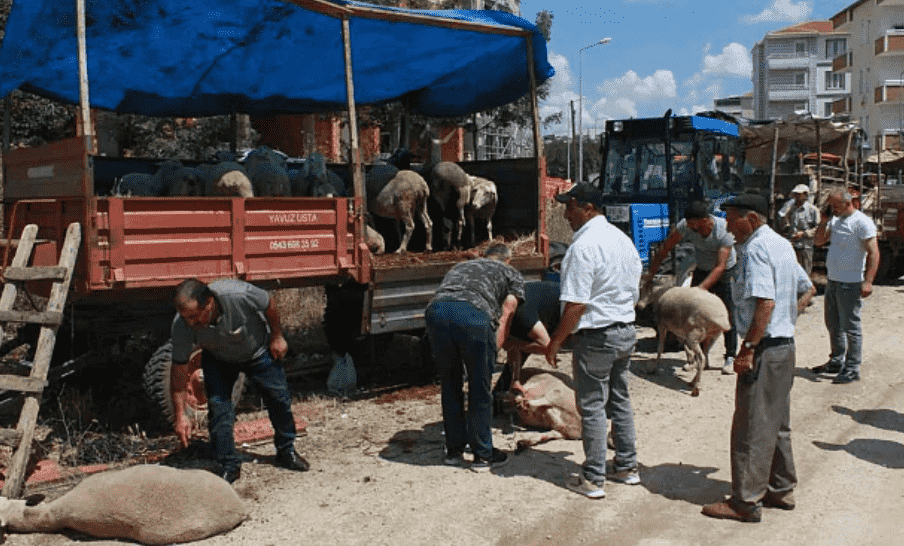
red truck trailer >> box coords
[0,0,555,424]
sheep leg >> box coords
[687,339,705,397]
[455,207,466,249]
[419,199,433,252]
[395,214,416,254]
[649,324,667,375]
[486,217,493,241]
[701,331,719,370]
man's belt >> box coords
[758,336,793,349]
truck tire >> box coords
[142,341,245,431]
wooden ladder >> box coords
[0,223,81,498]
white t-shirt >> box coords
[825,210,877,283]
[560,215,642,331]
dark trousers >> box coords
[425,301,496,460]
[692,268,737,358]
[202,349,296,471]
[730,342,797,511]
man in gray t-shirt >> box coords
[426,243,525,470]
[644,200,738,373]
[171,278,309,483]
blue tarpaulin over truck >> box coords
[0,0,554,118]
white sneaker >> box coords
[566,475,606,498]
[722,356,735,375]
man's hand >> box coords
[861,281,873,298]
[270,333,288,360]
[734,348,754,375]
[791,231,803,241]
[544,338,561,368]
[175,414,193,448]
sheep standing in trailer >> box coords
[197,161,254,198]
[151,159,205,197]
[465,175,497,246]
[365,163,432,253]
[113,172,163,197]
[299,152,346,197]
[243,146,292,197]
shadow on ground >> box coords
[812,438,904,469]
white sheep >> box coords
[643,284,731,397]
[367,165,432,253]
[0,464,247,544]
[466,175,497,246]
[243,146,291,197]
[428,160,471,250]
[197,161,254,198]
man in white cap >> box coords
[777,184,820,276]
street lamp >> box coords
[579,37,611,184]
[899,68,904,149]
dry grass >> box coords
[546,199,573,245]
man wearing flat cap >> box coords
[777,184,820,276]
[701,191,814,523]
[546,183,643,498]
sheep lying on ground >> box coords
[197,161,254,198]
[642,284,731,397]
[244,146,291,197]
[366,164,432,253]
[465,175,497,246]
[0,464,247,544]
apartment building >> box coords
[713,92,755,119]
[752,21,851,120]
[831,0,904,150]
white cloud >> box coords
[602,70,677,100]
[741,0,813,24]
[702,43,753,77]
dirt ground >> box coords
[4,281,904,545]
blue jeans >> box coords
[824,280,863,373]
[571,324,637,483]
[202,349,296,471]
[425,301,496,460]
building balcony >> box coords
[768,85,810,101]
[875,82,904,105]
[832,51,852,72]
[876,0,904,7]
[767,55,810,70]
[875,31,904,56]
[832,96,852,115]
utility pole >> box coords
[570,100,576,181]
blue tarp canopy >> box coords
[0,0,554,118]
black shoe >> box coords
[832,371,860,384]
[220,466,241,484]
[276,449,310,472]
[812,362,842,374]
[470,448,509,472]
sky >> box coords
[519,0,857,137]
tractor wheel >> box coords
[142,341,245,431]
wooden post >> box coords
[815,120,822,194]
[875,135,882,221]
[769,124,780,221]
[341,17,365,244]
[843,128,854,186]
[525,34,545,254]
[76,0,94,154]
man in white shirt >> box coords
[812,189,879,384]
[545,183,643,499]
[701,192,815,523]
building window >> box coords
[825,38,846,59]
[795,72,806,86]
[825,72,845,90]
[795,42,806,55]
[824,102,833,118]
